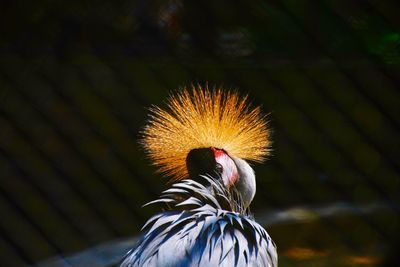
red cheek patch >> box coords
[210,147,225,158]
[210,147,239,187]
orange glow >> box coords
[348,255,380,265]
[282,247,329,260]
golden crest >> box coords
[141,85,271,181]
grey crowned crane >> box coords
[120,86,277,267]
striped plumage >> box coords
[120,86,277,266]
[120,177,277,267]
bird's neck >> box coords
[232,158,256,208]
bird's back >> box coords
[120,179,277,267]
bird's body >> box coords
[120,86,277,267]
[120,178,277,267]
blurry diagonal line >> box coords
[33,201,390,267]
[264,65,396,200]
[302,66,400,163]
[0,151,63,256]
[259,68,399,237]
[0,112,89,245]
[50,82,154,216]
[257,120,366,249]
[274,0,400,133]
[0,188,42,265]
[75,66,159,194]
[96,59,151,107]
[3,70,145,229]
[311,1,400,128]
[0,77,136,236]
[40,69,158,205]
[365,0,400,28]
[319,0,400,128]
[0,234,30,266]
[302,68,400,172]
[276,0,400,133]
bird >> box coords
[120,86,277,267]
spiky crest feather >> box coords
[141,85,271,181]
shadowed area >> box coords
[34,201,390,267]
[0,0,399,266]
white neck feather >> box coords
[232,157,256,208]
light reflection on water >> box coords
[280,247,381,267]
[263,202,390,267]
[35,202,393,267]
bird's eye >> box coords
[215,163,223,173]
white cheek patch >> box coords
[232,157,256,208]
[215,153,238,187]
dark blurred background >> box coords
[0,0,399,266]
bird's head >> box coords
[141,85,271,208]
[186,147,238,188]
[186,146,256,207]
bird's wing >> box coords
[119,206,277,267]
